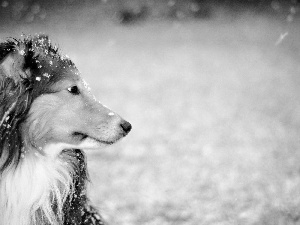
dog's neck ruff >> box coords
[0,145,80,225]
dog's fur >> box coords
[0,35,131,225]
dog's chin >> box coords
[72,132,119,148]
[42,135,120,157]
[76,136,115,149]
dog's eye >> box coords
[67,86,80,95]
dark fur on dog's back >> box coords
[0,36,118,225]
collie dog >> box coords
[0,35,131,225]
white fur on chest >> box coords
[0,145,76,225]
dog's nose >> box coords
[120,120,132,134]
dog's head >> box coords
[0,35,131,167]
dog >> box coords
[0,35,132,225]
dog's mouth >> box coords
[72,132,115,145]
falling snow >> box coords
[19,50,25,55]
[275,32,288,45]
[43,73,51,78]
[82,79,91,92]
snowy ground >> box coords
[1,5,300,225]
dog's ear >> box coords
[0,48,29,83]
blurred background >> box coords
[1,0,300,224]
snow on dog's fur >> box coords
[0,35,131,225]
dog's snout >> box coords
[120,120,132,134]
